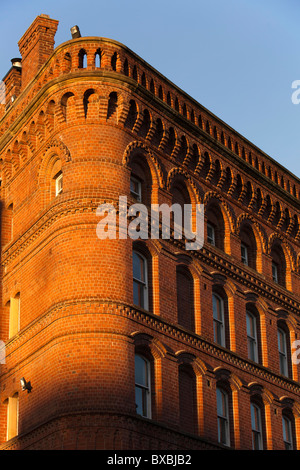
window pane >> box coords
[246,313,255,337]
[214,320,223,345]
[272,262,278,282]
[213,295,222,321]
[135,386,148,417]
[217,388,229,446]
[251,404,257,430]
[217,388,226,417]
[282,416,293,450]
[213,295,225,346]
[135,354,150,418]
[251,403,261,432]
[135,355,148,386]
[251,403,262,450]
[133,251,148,309]
[241,244,248,265]
[252,431,261,450]
[207,224,215,245]
[133,252,144,282]
[278,329,286,354]
[218,417,228,445]
[133,280,144,308]
[279,354,288,376]
[247,312,258,362]
[130,177,141,201]
[248,338,256,361]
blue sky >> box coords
[1,0,300,179]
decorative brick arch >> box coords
[175,351,208,376]
[167,167,202,204]
[248,382,276,407]
[236,213,268,254]
[37,138,71,192]
[131,332,167,359]
[268,233,296,272]
[203,190,236,234]
[213,367,243,392]
[122,140,165,189]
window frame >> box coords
[207,223,215,246]
[134,354,151,419]
[55,172,63,196]
[130,175,142,202]
[216,387,230,447]
[246,311,258,363]
[282,414,293,450]
[241,243,248,266]
[251,402,263,450]
[212,293,225,347]
[132,250,148,310]
[278,327,288,377]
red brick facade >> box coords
[0,15,299,450]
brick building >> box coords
[0,14,299,450]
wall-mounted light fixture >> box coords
[20,377,32,393]
[70,25,81,39]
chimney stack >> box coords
[18,14,59,89]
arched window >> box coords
[178,364,197,434]
[61,92,74,121]
[107,92,118,121]
[78,49,87,68]
[240,223,257,270]
[135,354,151,418]
[95,48,101,68]
[83,88,95,118]
[212,293,226,347]
[132,251,148,310]
[176,266,194,331]
[216,386,230,446]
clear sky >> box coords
[1,0,300,179]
